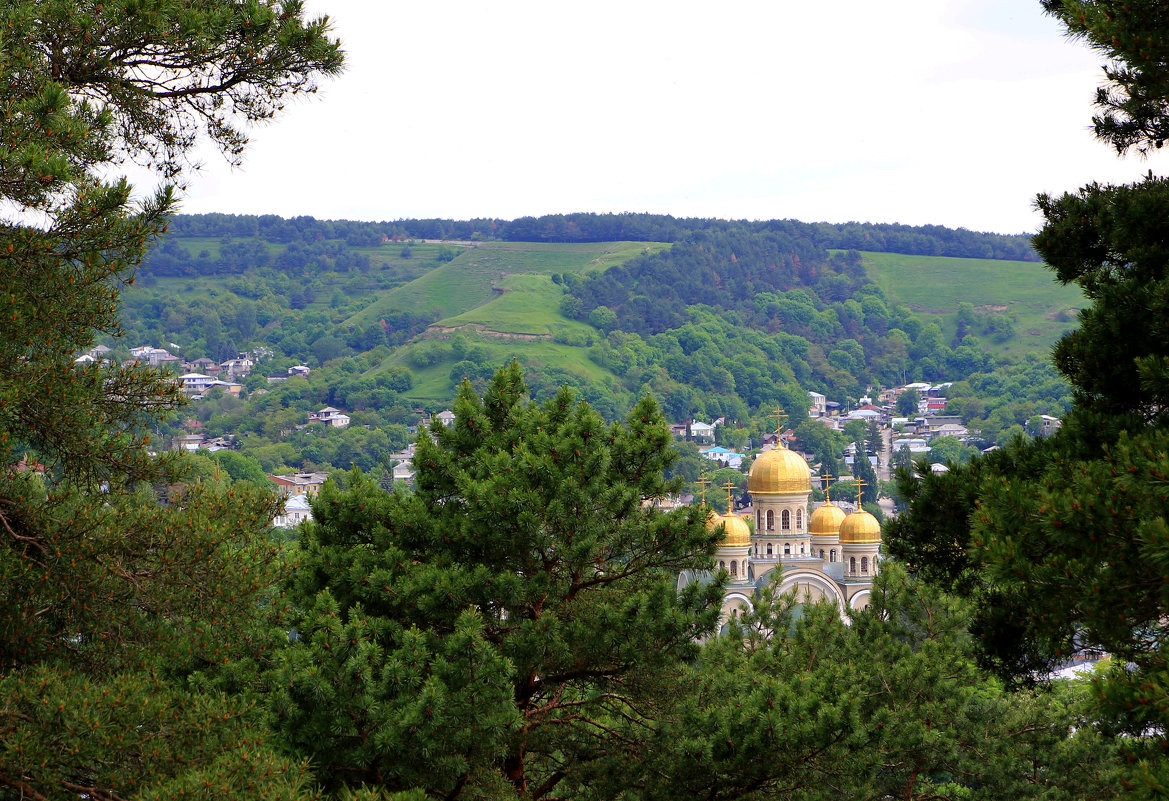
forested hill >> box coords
[164,212,1037,262]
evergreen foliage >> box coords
[890,3,1169,794]
[275,363,723,799]
[0,1,342,797]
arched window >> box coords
[800,544,805,555]
[757,510,762,530]
[730,560,738,577]
[830,549,837,563]
[861,556,869,574]
[783,543,791,556]
[766,543,773,556]
[850,556,856,574]
[720,560,726,570]
[796,508,803,529]
[819,549,825,559]
[766,509,774,530]
[781,509,791,530]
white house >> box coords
[273,494,313,528]
[177,372,217,396]
[808,391,827,418]
[689,420,716,442]
[308,406,350,428]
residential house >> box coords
[172,433,204,452]
[700,446,743,469]
[130,346,181,368]
[689,420,716,442]
[273,494,314,528]
[268,472,330,497]
[808,391,827,418]
[308,406,351,428]
[221,354,255,378]
[1036,414,1062,437]
[199,380,243,398]
[177,373,217,396]
[187,357,219,374]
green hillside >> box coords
[858,251,1084,355]
[345,241,667,332]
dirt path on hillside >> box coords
[426,323,550,341]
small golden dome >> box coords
[808,502,846,536]
[839,508,882,543]
[706,509,752,547]
[747,446,811,494]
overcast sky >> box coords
[161,0,1166,235]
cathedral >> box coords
[682,440,882,625]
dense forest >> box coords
[157,210,1038,263]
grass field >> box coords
[859,251,1084,355]
[354,240,667,400]
[345,241,667,331]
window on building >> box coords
[784,543,791,556]
[819,549,825,559]
[830,549,837,563]
[730,560,738,577]
[796,508,803,529]
[850,556,856,574]
[781,509,791,530]
[766,509,774,530]
[861,556,869,574]
[766,543,773,556]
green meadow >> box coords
[858,251,1084,355]
[346,241,667,332]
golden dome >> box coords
[747,446,811,494]
[706,509,752,547]
[839,508,882,543]
[808,502,846,536]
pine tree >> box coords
[633,566,1120,801]
[273,363,723,800]
[0,2,342,798]
[889,3,1169,794]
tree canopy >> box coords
[888,3,1169,795]
[275,363,722,799]
[0,2,342,798]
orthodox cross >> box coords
[854,476,867,506]
[821,473,836,502]
[773,405,787,445]
[696,474,711,506]
[723,481,737,512]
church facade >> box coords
[685,442,882,625]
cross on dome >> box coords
[696,474,711,507]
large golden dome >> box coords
[707,510,752,547]
[808,502,846,536]
[748,446,811,494]
[839,508,882,543]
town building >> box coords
[308,406,351,427]
[273,494,314,528]
[268,471,330,497]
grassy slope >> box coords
[347,241,667,331]
[359,241,666,402]
[858,251,1084,355]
